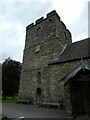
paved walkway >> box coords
[2,103,66,118]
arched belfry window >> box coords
[37,72,41,84]
[37,26,41,35]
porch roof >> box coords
[60,63,90,85]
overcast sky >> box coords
[0,0,89,63]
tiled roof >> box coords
[59,38,90,62]
[49,38,90,65]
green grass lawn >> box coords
[2,97,18,103]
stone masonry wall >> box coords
[19,10,72,103]
[48,59,90,105]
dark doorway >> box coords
[37,88,41,96]
[70,70,90,117]
[36,88,42,104]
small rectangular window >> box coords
[37,72,41,84]
[35,45,40,53]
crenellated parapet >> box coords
[26,10,62,30]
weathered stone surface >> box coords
[19,10,72,104]
[18,10,90,119]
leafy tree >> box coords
[2,57,21,98]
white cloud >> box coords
[52,0,88,25]
[73,34,88,42]
[0,23,13,30]
[0,20,25,62]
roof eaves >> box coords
[60,64,82,85]
[60,63,90,85]
[48,57,90,65]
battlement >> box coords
[26,23,34,30]
[26,10,61,30]
[47,10,60,20]
[35,17,44,24]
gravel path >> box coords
[2,103,65,119]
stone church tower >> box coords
[19,10,72,104]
